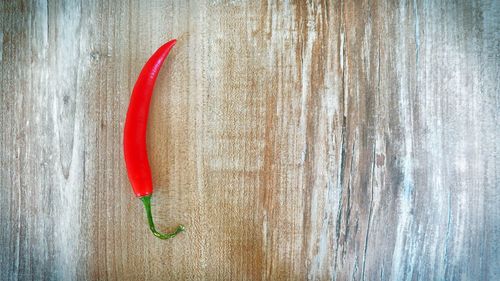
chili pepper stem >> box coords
[140,195,185,240]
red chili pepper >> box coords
[124,39,184,239]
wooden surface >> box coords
[1,0,499,280]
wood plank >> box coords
[0,0,498,280]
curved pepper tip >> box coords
[166,38,177,47]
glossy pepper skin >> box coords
[124,39,184,240]
[124,40,176,197]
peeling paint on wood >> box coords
[1,0,499,280]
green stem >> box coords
[140,195,185,240]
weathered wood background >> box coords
[1,0,499,280]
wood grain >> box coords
[1,0,499,280]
